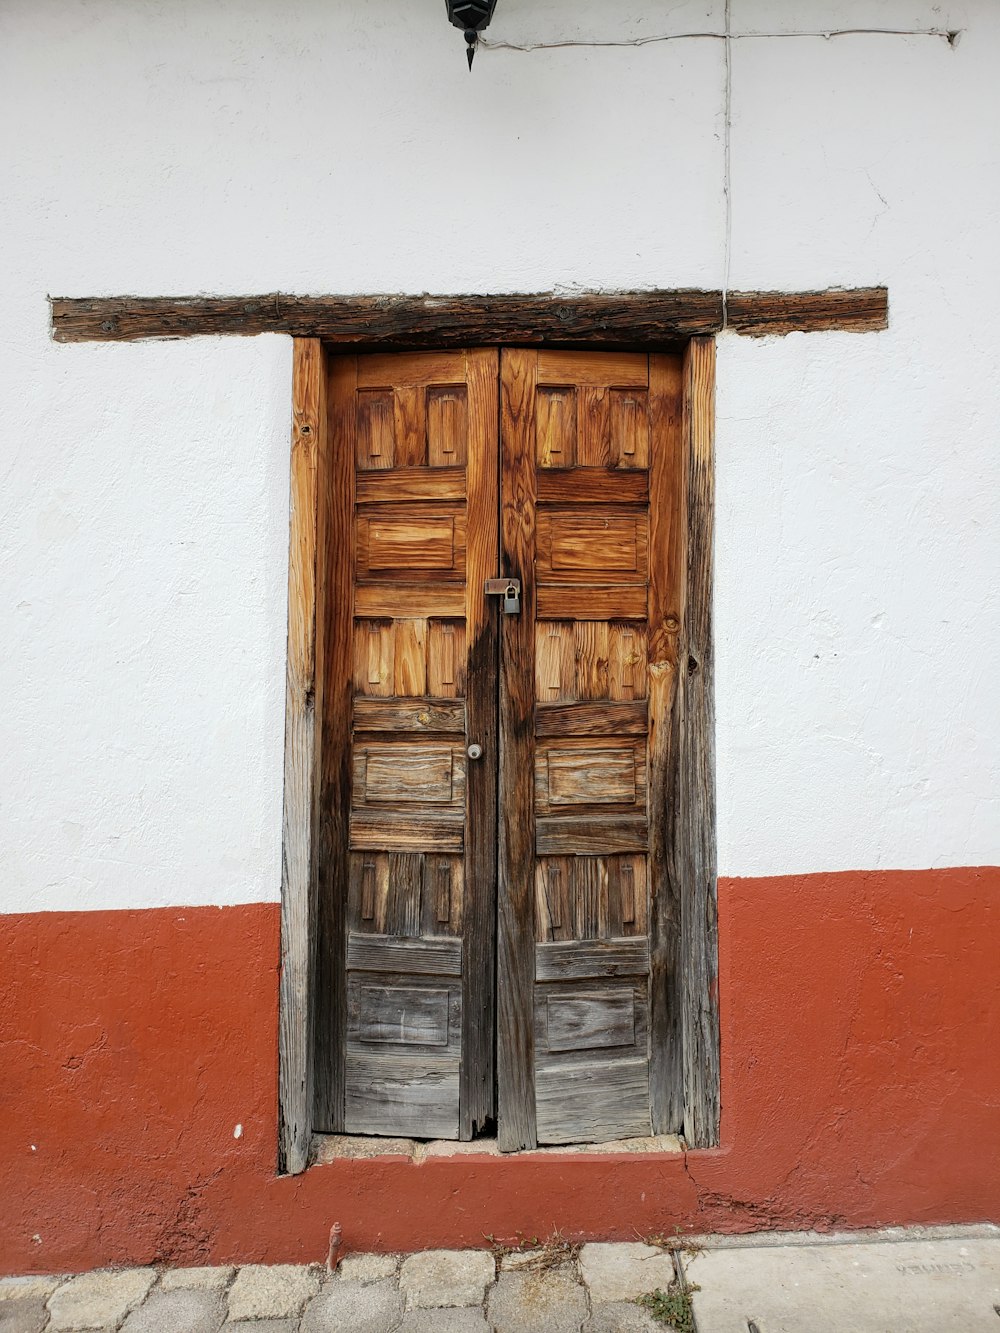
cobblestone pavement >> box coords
[2,1228,999,1332]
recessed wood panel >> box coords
[609,390,650,468]
[536,387,577,468]
[538,513,647,582]
[535,739,646,818]
[546,747,637,806]
[357,506,466,580]
[357,984,450,1046]
[545,990,636,1053]
[365,514,455,570]
[427,386,469,467]
[356,389,395,470]
[361,744,456,805]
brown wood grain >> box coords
[498,347,539,1151]
[356,467,466,504]
[50,288,887,344]
[679,338,720,1148]
[536,469,649,505]
[535,700,648,737]
[536,814,648,857]
[352,697,466,733]
[460,347,500,1138]
[536,585,648,620]
[277,338,325,1173]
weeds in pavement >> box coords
[635,1272,701,1331]
[483,1228,582,1273]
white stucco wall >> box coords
[2,0,997,912]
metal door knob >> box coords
[467,744,483,760]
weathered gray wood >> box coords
[313,354,356,1134]
[647,352,686,1136]
[352,697,466,734]
[497,348,538,1151]
[50,287,888,344]
[534,1058,651,1144]
[346,933,463,977]
[535,814,647,856]
[678,338,720,1149]
[535,938,650,982]
[353,984,451,1047]
[543,991,636,1052]
[344,1053,460,1139]
[278,339,325,1174]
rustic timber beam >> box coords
[49,288,887,345]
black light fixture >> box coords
[446,0,497,70]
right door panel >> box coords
[498,348,684,1149]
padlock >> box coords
[484,576,522,615]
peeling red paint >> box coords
[2,867,998,1274]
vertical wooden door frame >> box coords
[278,334,719,1174]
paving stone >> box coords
[336,1253,400,1285]
[224,1322,297,1333]
[399,1250,495,1308]
[160,1267,235,1291]
[0,1298,48,1332]
[683,1237,1000,1332]
[224,1322,298,1332]
[487,1266,588,1333]
[300,1278,403,1333]
[226,1265,320,1321]
[579,1244,676,1304]
[397,1308,491,1331]
[584,1302,662,1332]
[121,1287,225,1333]
[0,1277,64,1302]
[47,1268,157,1330]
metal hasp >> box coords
[485,576,521,615]
[446,0,497,69]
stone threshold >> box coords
[310,1132,684,1165]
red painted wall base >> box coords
[2,867,998,1274]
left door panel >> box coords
[317,350,499,1140]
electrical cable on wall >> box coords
[480,20,961,329]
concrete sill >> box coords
[310,1132,685,1165]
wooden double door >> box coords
[318,347,685,1151]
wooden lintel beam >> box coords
[49,288,887,345]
